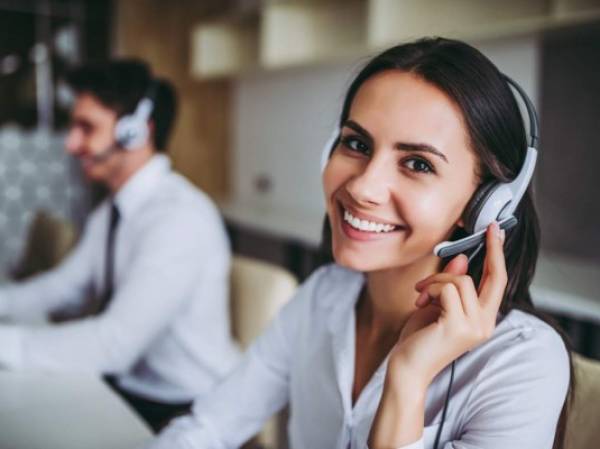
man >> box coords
[0,59,240,431]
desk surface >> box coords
[0,372,153,449]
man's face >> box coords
[65,93,121,183]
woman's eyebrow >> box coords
[343,119,449,164]
[343,120,374,144]
[396,142,449,164]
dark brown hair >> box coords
[66,58,177,152]
[319,37,573,448]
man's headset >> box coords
[91,80,158,162]
[320,74,539,260]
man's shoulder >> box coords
[142,171,222,223]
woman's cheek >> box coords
[402,191,440,227]
[407,192,460,247]
[322,156,348,198]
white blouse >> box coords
[146,263,570,449]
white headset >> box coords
[113,81,157,150]
[320,75,538,259]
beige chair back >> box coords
[13,210,77,280]
[230,255,297,348]
[565,353,600,449]
[230,255,298,449]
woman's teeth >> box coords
[343,209,397,233]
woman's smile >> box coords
[337,201,406,242]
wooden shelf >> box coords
[190,0,600,79]
[261,0,366,68]
[368,0,550,47]
[190,15,259,78]
[553,0,600,16]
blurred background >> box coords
[0,0,599,358]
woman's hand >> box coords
[368,222,507,449]
[389,221,507,388]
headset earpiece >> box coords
[114,83,157,151]
[462,182,507,234]
[433,75,539,258]
[114,114,150,150]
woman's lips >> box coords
[338,203,405,241]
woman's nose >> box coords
[344,154,392,207]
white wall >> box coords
[231,61,359,215]
[231,35,540,218]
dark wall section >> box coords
[538,24,600,263]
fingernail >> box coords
[500,229,506,243]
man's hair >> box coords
[65,58,177,152]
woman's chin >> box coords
[332,249,394,273]
[332,243,436,273]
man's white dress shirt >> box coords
[146,263,570,448]
[0,155,241,403]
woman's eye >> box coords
[341,135,370,155]
[403,157,434,174]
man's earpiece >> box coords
[114,81,157,151]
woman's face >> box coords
[323,70,480,272]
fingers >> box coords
[444,253,469,275]
[478,222,508,310]
[416,281,464,318]
[414,221,507,318]
[415,275,479,317]
[415,254,467,291]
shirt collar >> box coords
[113,154,171,219]
[325,265,365,336]
[324,265,365,414]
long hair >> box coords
[318,37,573,449]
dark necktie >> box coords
[98,202,120,314]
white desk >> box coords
[0,372,153,449]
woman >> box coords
[146,37,571,449]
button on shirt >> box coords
[0,155,241,403]
[146,264,570,449]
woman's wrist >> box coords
[386,353,433,393]
[382,370,428,414]
[368,372,427,449]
